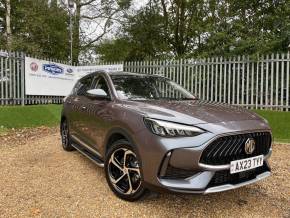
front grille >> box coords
[207,163,270,188]
[162,165,199,179]
[200,132,271,165]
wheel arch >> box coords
[104,128,137,155]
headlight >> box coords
[144,118,205,137]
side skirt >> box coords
[70,135,104,168]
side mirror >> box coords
[86,89,109,99]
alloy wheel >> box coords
[108,148,142,195]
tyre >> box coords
[105,139,147,201]
[60,119,75,151]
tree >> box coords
[159,0,208,57]
[97,38,132,62]
[1,0,133,61]
[1,0,289,61]
[96,0,290,60]
[0,0,5,48]
[63,0,132,63]
[198,0,290,57]
[1,0,70,60]
[96,2,173,62]
[5,0,11,50]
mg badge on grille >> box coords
[245,138,255,154]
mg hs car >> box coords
[60,71,272,201]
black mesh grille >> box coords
[207,163,270,188]
[162,165,199,179]
[200,132,272,165]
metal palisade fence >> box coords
[0,51,65,105]
[0,50,289,110]
[124,53,290,111]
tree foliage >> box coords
[0,0,70,60]
[72,0,132,63]
[0,0,130,62]
[98,0,290,61]
[0,0,289,62]
[0,0,6,47]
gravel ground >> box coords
[0,128,289,218]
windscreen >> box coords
[110,75,196,100]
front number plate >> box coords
[230,155,264,174]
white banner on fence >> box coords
[75,64,123,80]
[25,57,123,96]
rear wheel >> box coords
[60,119,75,151]
[105,140,147,201]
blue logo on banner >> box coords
[43,64,64,75]
[67,68,73,73]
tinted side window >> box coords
[76,76,94,96]
[93,77,110,95]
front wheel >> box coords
[105,140,147,201]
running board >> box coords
[71,143,104,167]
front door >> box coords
[81,75,114,153]
[68,75,95,143]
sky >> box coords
[133,0,147,9]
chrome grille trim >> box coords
[199,132,272,165]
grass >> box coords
[0,105,61,132]
[0,105,289,143]
[254,110,290,143]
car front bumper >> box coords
[157,159,271,194]
[159,170,271,194]
[132,119,272,194]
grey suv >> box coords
[60,71,272,201]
